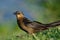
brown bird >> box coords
[14,11,60,40]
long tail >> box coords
[46,21,60,27]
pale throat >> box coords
[17,15,24,20]
[17,15,21,18]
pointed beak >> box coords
[13,11,19,15]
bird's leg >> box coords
[32,33,40,40]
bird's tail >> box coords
[46,21,60,27]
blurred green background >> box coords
[0,0,60,40]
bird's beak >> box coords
[13,11,18,15]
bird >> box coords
[14,11,60,40]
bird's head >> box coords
[14,11,24,20]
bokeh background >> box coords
[0,0,60,40]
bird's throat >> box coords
[17,18,27,29]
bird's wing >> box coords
[26,21,47,30]
[23,17,32,23]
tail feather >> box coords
[46,21,60,27]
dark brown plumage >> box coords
[14,11,60,34]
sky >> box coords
[0,0,49,24]
[0,0,33,23]
[0,0,46,24]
